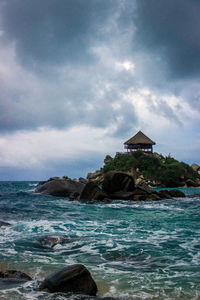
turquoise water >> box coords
[0,182,200,299]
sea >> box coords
[0,181,200,300]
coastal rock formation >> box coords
[80,182,107,202]
[102,171,135,194]
[0,221,11,227]
[0,270,32,282]
[35,173,187,202]
[39,264,97,296]
[35,178,85,197]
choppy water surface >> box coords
[0,182,200,299]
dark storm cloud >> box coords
[134,0,200,79]
[1,0,197,136]
[0,0,139,135]
[0,0,115,68]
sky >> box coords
[0,0,200,180]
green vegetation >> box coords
[102,151,199,187]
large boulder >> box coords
[0,270,32,282]
[102,171,135,194]
[35,179,85,197]
[39,264,97,296]
[80,182,107,202]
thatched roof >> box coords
[124,131,156,145]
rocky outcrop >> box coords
[39,264,97,296]
[191,163,200,173]
[80,182,107,202]
[35,178,85,197]
[102,171,135,194]
[35,172,187,202]
[87,170,103,185]
[0,270,32,282]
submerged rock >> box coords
[102,171,135,194]
[39,264,97,296]
[35,179,85,197]
[0,221,11,227]
[38,235,74,248]
[0,270,32,282]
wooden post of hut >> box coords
[124,131,156,154]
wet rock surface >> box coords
[39,264,98,296]
[38,235,75,248]
[0,270,32,282]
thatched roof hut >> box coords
[124,131,156,153]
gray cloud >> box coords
[134,0,200,79]
[0,0,199,137]
[0,0,115,68]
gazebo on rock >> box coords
[124,131,156,154]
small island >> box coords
[35,131,200,202]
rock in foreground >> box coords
[39,264,97,296]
